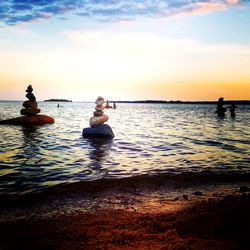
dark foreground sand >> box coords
[0,179,249,250]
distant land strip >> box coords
[112,100,250,104]
[44,99,72,102]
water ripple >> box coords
[0,102,250,195]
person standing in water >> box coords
[230,103,237,118]
[216,97,226,117]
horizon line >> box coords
[1,99,250,103]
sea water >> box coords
[0,101,249,195]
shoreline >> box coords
[0,178,249,249]
[113,100,250,105]
[1,171,250,208]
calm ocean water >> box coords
[0,101,249,195]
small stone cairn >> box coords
[0,84,54,126]
[20,85,41,116]
[89,96,109,127]
[82,96,114,138]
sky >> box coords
[0,0,250,101]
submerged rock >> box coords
[0,115,55,126]
[83,124,114,138]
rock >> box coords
[95,106,105,111]
[26,84,33,91]
[0,115,55,126]
[182,195,189,200]
[22,100,38,109]
[239,186,249,193]
[26,92,36,102]
[20,108,41,115]
[94,110,104,116]
[193,191,203,196]
[83,124,114,138]
[95,96,104,106]
[25,85,36,101]
[90,114,109,128]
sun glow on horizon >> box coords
[0,1,250,101]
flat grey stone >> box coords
[82,124,114,138]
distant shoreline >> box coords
[0,100,249,104]
[44,99,72,102]
[113,100,250,104]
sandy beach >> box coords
[0,176,249,250]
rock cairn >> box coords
[0,84,55,126]
[20,85,41,116]
[89,96,109,128]
[82,96,114,138]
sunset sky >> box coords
[0,0,250,101]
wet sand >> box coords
[0,179,249,250]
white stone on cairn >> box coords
[89,96,109,128]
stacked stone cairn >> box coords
[82,96,114,138]
[20,85,41,116]
[0,84,55,126]
[89,96,109,127]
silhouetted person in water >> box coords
[230,103,237,118]
[216,97,226,117]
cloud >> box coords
[0,0,249,25]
